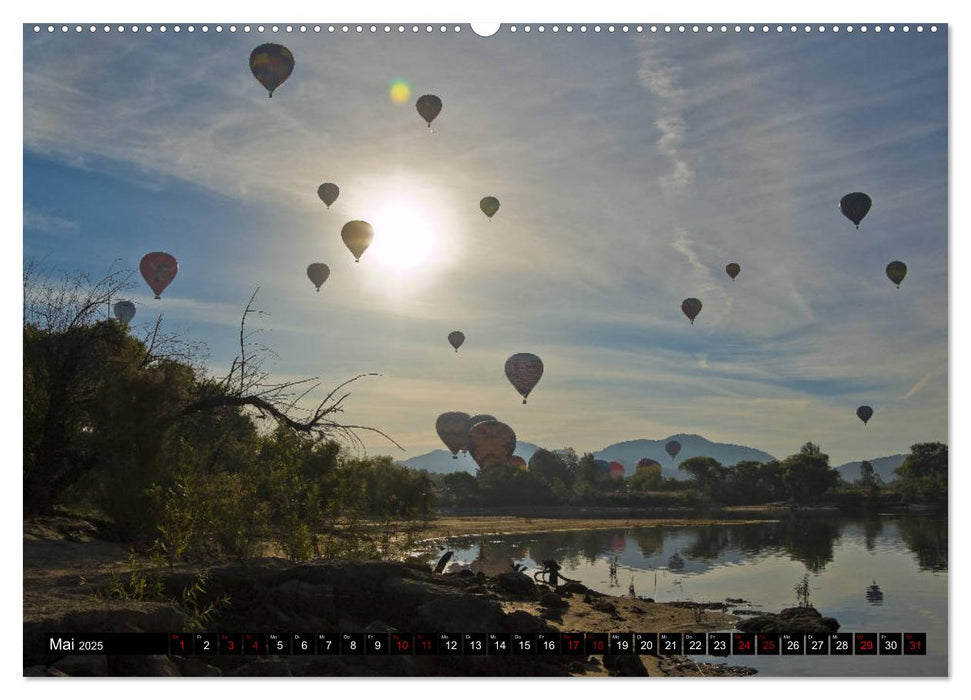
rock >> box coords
[23,665,51,676]
[50,654,108,676]
[366,620,396,633]
[737,606,840,635]
[173,656,222,676]
[590,600,617,615]
[539,591,568,609]
[496,571,535,596]
[414,594,506,632]
[503,610,556,634]
[603,654,649,676]
[107,655,180,676]
[559,581,587,594]
[228,659,293,676]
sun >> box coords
[366,197,439,272]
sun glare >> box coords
[367,198,439,272]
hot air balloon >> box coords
[508,455,528,471]
[681,298,702,325]
[609,461,626,480]
[468,420,517,469]
[113,301,135,324]
[665,440,681,461]
[480,196,500,220]
[317,183,340,209]
[839,192,872,229]
[469,414,496,429]
[448,331,465,352]
[505,353,544,404]
[307,263,330,292]
[249,43,295,97]
[416,94,442,128]
[636,458,661,472]
[341,220,374,262]
[857,405,874,426]
[726,263,741,281]
[436,411,472,459]
[140,252,178,299]
[886,261,907,288]
[594,459,611,475]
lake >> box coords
[426,512,947,677]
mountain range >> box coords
[833,454,906,483]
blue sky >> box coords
[22,24,948,464]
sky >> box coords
[21,23,948,466]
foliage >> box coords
[780,449,839,503]
[794,573,811,607]
[894,442,947,503]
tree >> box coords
[894,442,947,503]
[780,450,838,503]
[528,448,572,486]
[630,461,663,492]
[677,456,725,500]
[858,460,879,496]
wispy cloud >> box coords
[23,208,79,236]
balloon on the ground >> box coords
[857,405,874,426]
[468,419,517,469]
[249,44,295,97]
[317,183,340,209]
[341,220,374,262]
[416,94,442,127]
[505,353,544,404]
[113,301,136,324]
[681,298,702,324]
[508,455,527,471]
[480,196,500,220]
[839,192,872,229]
[448,331,465,352]
[307,263,330,291]
[886,261,907,288]
[665,440,681,461]
[726,263,741,280]
[140,252,178,299]
[636,458,661,472]
[609,461,626,479]
[436,411,472,458]
[594,459,610,475]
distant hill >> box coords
[835,454,906,483]
[402,442,541,474]
[594,434,777,480]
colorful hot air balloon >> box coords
[468,420,517,469]
[886,261,907,288]
[726,263,741,281]
[448,331,465,352]
[681,298,702,325]
[480,196,500,220]
[249,43,295,98]
[857,405,874,426]
[436,411,472,459]
[469,414,496,428]
[341,220,374,262]
[416,94,442,128]
[839,192,872,229]
[140,252,178,299]
[318,183,340,209]
[608,461,626,480]
[665,440,681,461]
[508,455,528,471]
[505,353,544,404]
[307,263,330,292]
[113,301,136,324]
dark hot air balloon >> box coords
[436,412,472,459]
[636,457,661,472]
[416,94,442,128]
[249,43,295,97]
[113,301,135,324]
[140,252,178,299]
[508,455,527,471]
[448,331,465,352]
[681,298,702,324]
[839,192,872,229]
[726,263,741,281]
[468,419,517,469]
[857,405,874,426]
[307,263,330,291]
[886,261,907,288]
[505,353,544,404]
[317,183,340,209]
[594,459,611,475]
[341,220,374,262]
[480,196,500,220]
[665,440,681,461]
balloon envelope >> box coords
[468,420,517,469]
[341,220,374,262]
[140,252,178,299]
[469,414,496,429]
[609,461,626,479]
[839,192,872,228]
[505,353,544,404]
[681,298,702,325]
[665,440,682,460]
[480,196,500,219]
[249,43,295,97]
[416,94,442,126]
[307,263,330,291]
[594,459,611,475]
[113,301,136,324]
[726,263,741,280]
[436,412,472,458]
[318,183,340,209]
[448,331,465,352]
[857,406,874,425]
[886,261,907,288]
[636,458,661,473]
[508,455,527,471]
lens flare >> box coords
[390,80,410,104]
